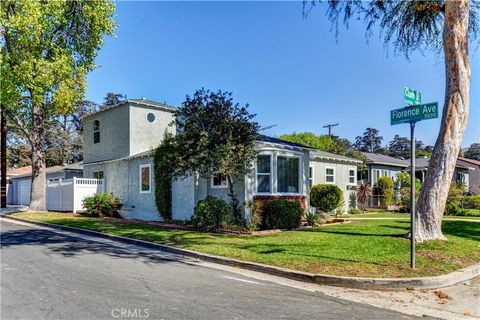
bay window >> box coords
[277,156,299,193]
[256,155,271,193]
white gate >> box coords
[46,178,104,213]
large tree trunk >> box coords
[29,105,47,211]
[415,0,470,242]
[226,175,243,225]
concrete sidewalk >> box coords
[0,205,28,215]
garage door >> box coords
[17,179,31,205]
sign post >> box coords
[391,89,438,269]
[409,121,415,269]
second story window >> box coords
[93,120,100,144]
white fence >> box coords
[46,178,104,213]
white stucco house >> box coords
[82,98,361,221]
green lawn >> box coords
[9,211,480,278]
[341,211,480,220]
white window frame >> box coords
[309,166,314,188]
[211,174,228,189]
[348,167,357,185]
[146,112,156,123]
[325,166,335,184]
[276,154,301,195]
[139,164,152,194]
[93,120,100,144]
[255,153,273,194]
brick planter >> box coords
[253,195,307,211]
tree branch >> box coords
[2,107,32,144]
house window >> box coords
[325,167,335,184]
[93,120,100,144]
[277,156,299,193]
[139,164,152,193]
[211,174,228,188]
[93,171,104,179]
[348,169,356,185]
[309,166,314,188]
[146,112,156,123]
[256,155,271,193]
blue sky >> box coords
[85,1,479,148]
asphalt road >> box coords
[1,220,429,320]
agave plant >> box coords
[356,182,373,212]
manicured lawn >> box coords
[341,211,480,220]
[9,211,480,278]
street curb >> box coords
[3,215,479,291]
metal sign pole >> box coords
[410,121,416,269]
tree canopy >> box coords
[353,128,384,153]
[173,88,261,224]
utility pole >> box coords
[1,106,7,208]
[323,123,338,138]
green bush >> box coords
[444,202,468,216]
[310,184,343,213]
[306,211,319,226]
[192,196,234,232]
[262,200,303,230]
[81,193,122,217]
[348,207,360,214]
[153,134,176,221]
[463,194,480,209]
[376,176,394,205]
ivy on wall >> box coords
[153,133,176,221]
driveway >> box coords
[0,219,429,320]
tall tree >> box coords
[353,128,384,153]
[388,135,427,159]
[464,143,480,160]
[103,92,125,106]
[1,1,116,210]
[305,0,479,241]
[279,132,334,151]
[173,89,261,224]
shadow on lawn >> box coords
[442,220,480,241]
[300,228,406,238]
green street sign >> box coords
[404,87,421,105]
[391,102,439,125]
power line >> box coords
[323,123,338,138]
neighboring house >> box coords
[409,157,470,189]
[361,152,407,185]
[310,150,362,212]
[456,157,480,194]
[7,162,84,205]
[83,98,360,222]
[361,152,470,189]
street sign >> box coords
[390,102,438,125]
[404,87,421,105]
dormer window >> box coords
[93,120,100,144]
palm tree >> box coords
[356,182,373,213]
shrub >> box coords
[192,196,234,232]
[153,134,176,221]
[348,207,360,215]
[310,184,343,213]
[306,211,319,226]
[446,183,466,210]
[464,195,480,209]
[245,200,262,230]
[444,202,468,216]
[262,200,303,230]
[376,176,394,205]
[81,193,122,217]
